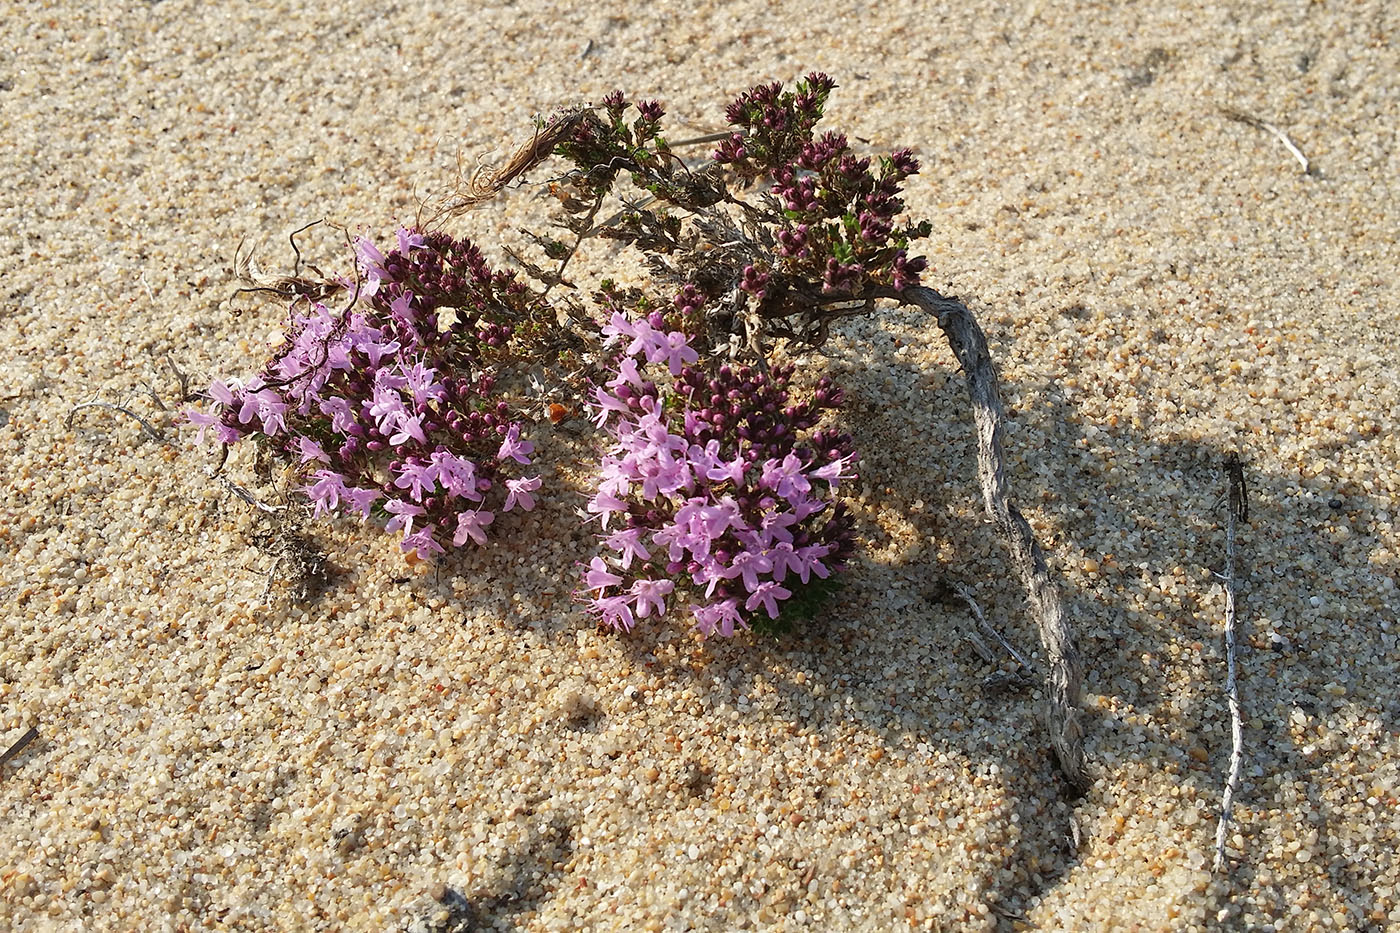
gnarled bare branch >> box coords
[902,285,1089,794]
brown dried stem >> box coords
[902,285,1089,794]
[427,111,594,224]
[1,726,38,774]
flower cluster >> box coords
[186,228,543,556]
[580,305,858,638]
[551,90,672,200]
[713,72,838,181]
[710,73,933,303]
[555,76,934,353]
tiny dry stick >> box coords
[903,285,1089,794]
[1214,453,1248,872]
[950,581,1034,672]
[67,400,165,441]
[1221,108,1312,175]
[0,726,38,772]
[216,475,288,514]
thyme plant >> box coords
[190,74,1089,789]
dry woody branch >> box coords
[905,286,1089,793]
[1214,453,1249,871]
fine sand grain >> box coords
[2,1,1398,930]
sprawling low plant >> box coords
[187,73,1090,789]
[193,72,930,636]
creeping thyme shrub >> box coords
[194,72,936,637]
[188,229,548,556]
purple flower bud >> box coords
[740,265,771,301]
[713,133,747,164]
[891,251,929,290]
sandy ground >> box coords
[2,1,1399,930]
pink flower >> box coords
[603,527,651,569]
[723,549,773,594]
[811,455,855,489]
[583,556,624,591]
[593,595,637,633]
[654,330,699,375]
[650,523,693,564]
[793,544,831,583]
[184,409,219,445]
[237,387,286,435]
[393,460,438,501]
[210,379,237,406]
[606,357,644,391]
[695,442,745,485]
[452,509,494,546]
[624,318,659,358]
[400,360,444,406]
[431,451,479,500]
[400,527,445,558]
[759,454,811,501]
[744,580,792,619]
[318,396,358,435]
[388,413,426,446]
[395,226,426,253]
[384,498,425,535]
[297,436,330,463]
[591,386,634,429]
[692,599,745,638]
[353,331,400,369]
[389,290,418,325]
[344,486,381,520]
[582,296,859,638]
[757,509,799,546]
[676,498,742,546]
[213,423,243,444]
[600,311,639,347]
[637,450,685,501]
[497,424,534,465]
[355,236,387,285]
[586,490,628,530]
[304,470,348,518]
[630,578,674,619]
[503,476,541,512]
[766,542,799,582]
[790,496,826,521]
[368,384,406,434]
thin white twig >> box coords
[1222,108,1312,175]
[67,399,165,441]
[214,474,287,514]
[1214,454,1247,872]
